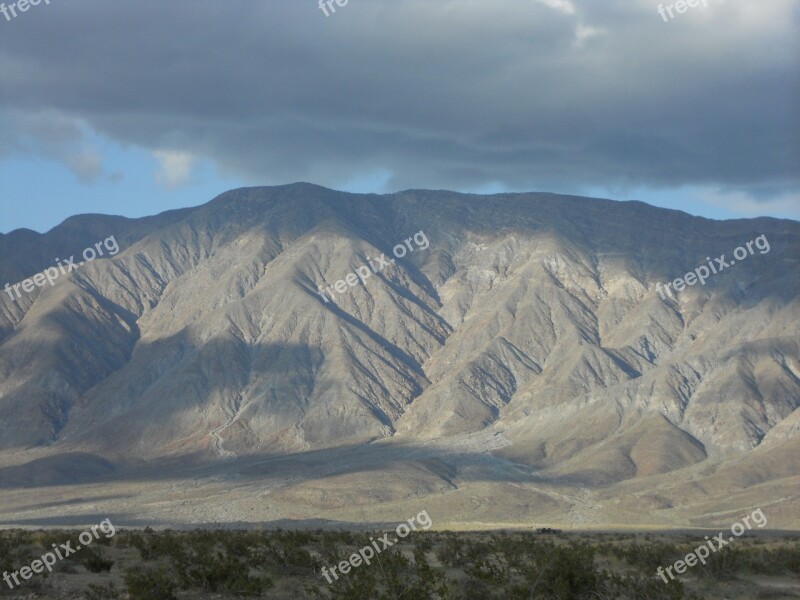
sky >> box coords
[0,0,798,234]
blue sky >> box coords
[3,130,795,234]
[2,143,793,234]
[1,132,245,233]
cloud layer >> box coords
[0,0,797,202]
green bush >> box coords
[84,547,115,573]
[124,567,178,600]
[83,581,121,600]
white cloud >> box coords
[66,150,103,184]
[153,150,195,188]
[537,0,575,14]
[574,23,604,46]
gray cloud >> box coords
[0,109,105,182]
[0,0,797,198]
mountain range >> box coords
[1,183,798,530]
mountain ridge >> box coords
[1,184,798,529]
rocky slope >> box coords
[0,184,798,528]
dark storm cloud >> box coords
[0,0,797,196]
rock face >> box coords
[1,183,798,528]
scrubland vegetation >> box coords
[1,527,798,599]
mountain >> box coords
[1,183,798,530]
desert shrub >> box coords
[616,542,685,571]
[436,533,466,568]
[83,582,121,600]
[92,533,114,547]
[740,543,800,576]
[276,543,319,572]
[84,547,115,573]
[702,546,743,580]
[162,532,274,596]
[601,571,699,600]
[316,531,342,565]
[60,562,80,574]
[0,531,38,568]
[127,533,155,561]
[179,551,273,595]
[128,530,187,563]
[124,567,178,600]
[464,552,508,584]
[312,566,380,600]
[36,531,76,552]
[531,543,599,599]
[310,541,449,600]
[0,537,13,574]
[452,578,496,600]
